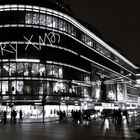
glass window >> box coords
[9,63,16,76]
[31,63,39,76]
[46,15,53,27]
[2,81,8,95]
[24,63,32,76]
[40,14,46,26]
[68,24,76,36]
[24,81,32,94]
[59,19,67,31]
[39,64,46,76]
[85,35,93,46]
[53,82,66,93]
[17,63,24,76]
[53,17,58,29]
[46,64,53,77]
[16,81,24,94]
[39,81,44,94]
[25,12,32,24]
[8,81,16,94]
[0,81,1,94]
[2,63,9,76]
[33,13,40,25]
[58,67,63,78]
[53,65,59,78]
[0,63,1,76]
[31,81,39,94]
[47,81,53,95]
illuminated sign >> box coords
[0,31,60,59]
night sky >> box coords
[67,0,140,65]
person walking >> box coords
[19,110,23,123]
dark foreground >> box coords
[0,114,140,140]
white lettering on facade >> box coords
[0,32,60,59]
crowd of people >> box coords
[101,108,129,124]
[1,109,23,124]
[57,108,130,125]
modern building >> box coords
[0,0,139,119]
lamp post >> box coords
[42,94,46,123]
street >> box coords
[0,114,140,140]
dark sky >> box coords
[67,0,140,65]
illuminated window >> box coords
[9,63,16,76]
[33,13,39,25]
[16,81,23,94]
[31,63,39,76]
[0,81,1,94]
[39,64,46,76]
[53,17,58,29]
[2,81,8,95]
[58,67,63,78]
[46,64,53,77]
[59,19,67,31]
[2,63,9,76]
[40,14,46,26]
[17,63,24,76]
[25,13,32,24]
[46,15,53,27]
[53,82,66,93]
[53,65,59,78]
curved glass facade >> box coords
[0,2,138,121]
